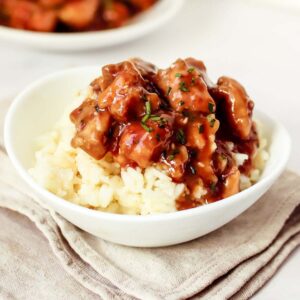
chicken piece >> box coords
[5,0,57,31]
[212,76,254,139]
[221,165,240,198]
[185,113,219,184]
[211,140,241,199]
[154,58,216,113]
[186,114,219,149]
[185,57,214,88]
[103,2,130,28]
[70,99,111,160]
[98,61,131,92]
[161,145,189,181]
[213,141,232,176]
[59,0,99,29]
[234,123,259,175]
[97,62,160,121]
[90,76,103,94]
[130,58,157,75]
[117,114,174,168]
[27,8,57,31]
[98,59,157,92]
[7,1,36,29]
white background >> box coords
[0,0,299,298]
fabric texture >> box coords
[0,98,299,300]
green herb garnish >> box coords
[168,148,180,161]
[168,154,175,161]
[208,102,215,113]
[210,182,217,192]
[187,67,195,73]
[141,101,152,124]
[179,101,185,106]
[141,114,149,123]
[198,124,204,133]
[176,129,186,145]
[159,117,167,126]
[141,101,153,131]
[182,110,195,121]
[149,115,161,121]
[207,114,216,127]
[175,73,182,78]
[141,123,152,132]
[145,101,151,115]
[166,86,172,96]
[179,81,189,92]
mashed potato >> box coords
[29,92,269,215]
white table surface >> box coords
[0,0,299,298]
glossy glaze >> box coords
[70,58,259,209]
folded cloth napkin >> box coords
[0,98,300,300]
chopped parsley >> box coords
[151,115,168,127]
[221,153,227,160]
[141,101,152,131]
[158,117,168,126]
[182,110,195,121]
[208,102,215,113]
[142,94,148,102]
[166,86,172,96]
[191,77,196,85]
[175,73,182,78]
[187,67,195,73]
[207,114,216,127]
[176,129,186,145]
[141,114,150,123]
[149,115,161,121]
[198,124,204,133]
[168,154,175,161]
[145,101,151,115]
[168,148,180,161]
[179,101,185,106]
[210,182,217,193]
[141,123,152,132]
[179,81,189,92]
[210,119,216,127]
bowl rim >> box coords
[0,0,184,49]
[4,66,291,223]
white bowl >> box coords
[0,0,183,51]
[4,67,291,247]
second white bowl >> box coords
[0,0,183,51]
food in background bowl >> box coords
[0,0,157,32]
[29,58,269,215]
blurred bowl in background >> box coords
[0,0,183,51]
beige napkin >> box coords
[1,98,300,300]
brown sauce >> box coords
[70,58,259,210]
